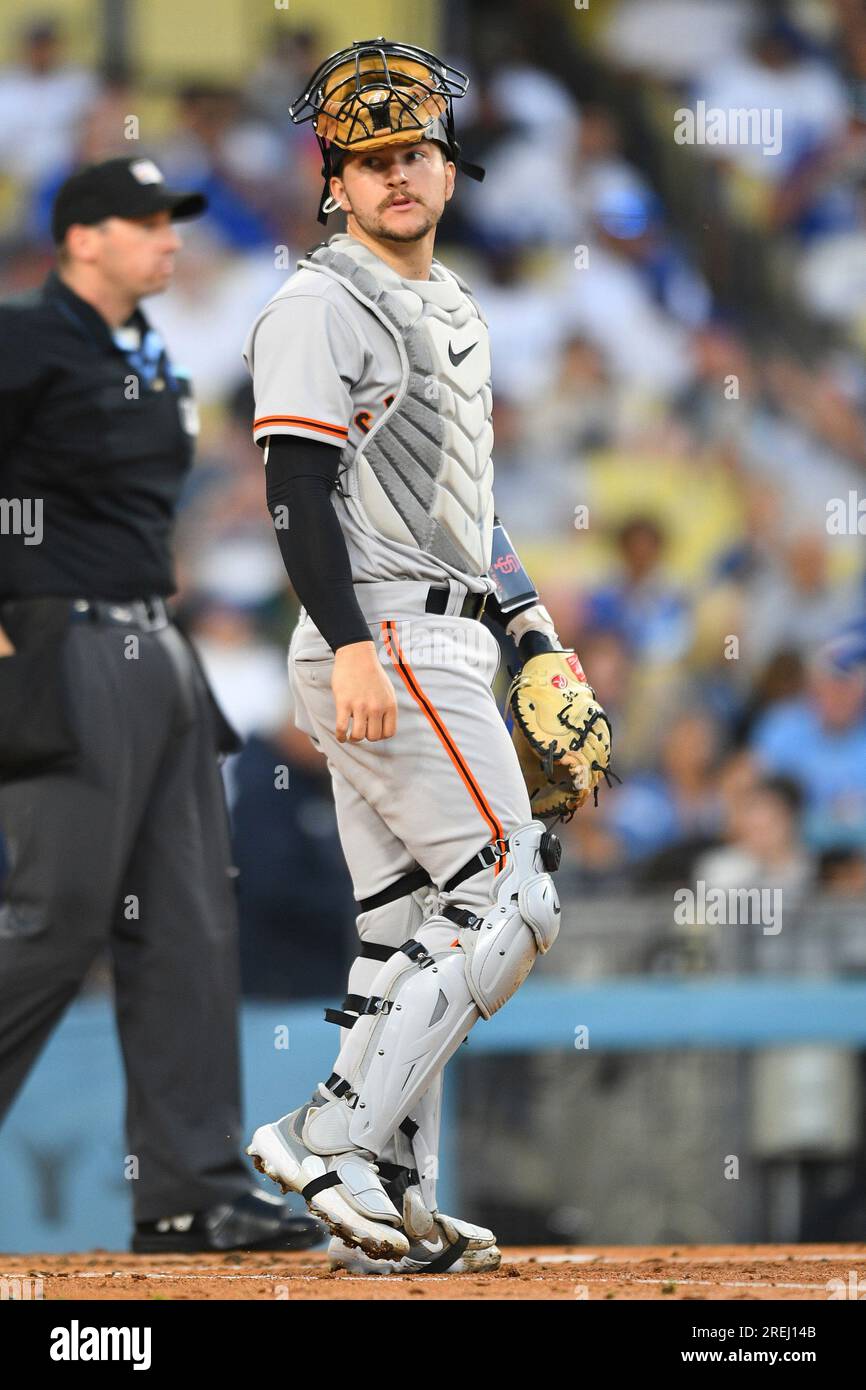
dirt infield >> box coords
[3,1244,865,1300]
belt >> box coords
[425,586,488,621]
[68,596,169,631]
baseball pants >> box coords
[0,608,250,1221]
[289,579,533,924]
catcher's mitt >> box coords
[507,651,614,821]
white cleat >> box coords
[247,1102,410,1261]
[328,1212,501,1275]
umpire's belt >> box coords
[425,586,488,621]
[68,596,169,632]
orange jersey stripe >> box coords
[381,620,508,876]
[253,414,349,440]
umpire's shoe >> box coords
[131,1188,326,1253]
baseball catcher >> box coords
[243,36,613,1275]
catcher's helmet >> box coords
[289,36,485,224]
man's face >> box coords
[330,139,455,244]
[67,210,183,299]
[812,668,866,732]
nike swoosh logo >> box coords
[449,340,478,367]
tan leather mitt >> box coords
[507,651,614,820]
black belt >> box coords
[425,586,488,620]
[68,597,169,632]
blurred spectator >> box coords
[696,774,814,904]
[594,709,723,863]
[584,516,692,665]
[691,16,849,184]
[522,334,624,459]
[146,223,285,405]
[750,661,866,849]
[824,613,866,674]
[455,74,580,247]
[31,70,139,241]
[485,396,577,542]
[741,358,866,527]
[187,600,291,742]
[742,532,864,672]
[818,845,866,897]
[759,354,866,470]
[676,324,759,446]
[243,26,319,127]
[815,847,866,975]
[0,18,97,185]
[771,27,866,246]
[472,249,569,404]
[734,648,807,743]
[601,0,752,82]
[159,83,284,249]
[486,61,579,144]
[551,230,694,398]
[589,175,713,329]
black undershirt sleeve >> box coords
[264,434,372,653]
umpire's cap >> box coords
[51,156,207,243]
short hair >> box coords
[55,218,109,265]
[755,774,804,818]
[335,139,448,176]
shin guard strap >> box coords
[301,1171,341,1202]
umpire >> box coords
[0,157,321,1253]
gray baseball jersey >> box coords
[243,232,495,596]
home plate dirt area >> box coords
[4,1244,865,1300]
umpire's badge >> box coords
[177,394,200,436]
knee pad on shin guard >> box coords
[457,821,562,1019]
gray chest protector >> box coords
[296,234,495,576]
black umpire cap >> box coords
[51,156,208,243]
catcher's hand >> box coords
[507,650,614,821]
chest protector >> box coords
[296,233,495,576]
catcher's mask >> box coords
[289,36,485,225]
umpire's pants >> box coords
[0,607,250,1220]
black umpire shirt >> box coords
[0,270,196,601]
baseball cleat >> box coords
[247,1102,410,1261]
[328,1213,501,1274]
